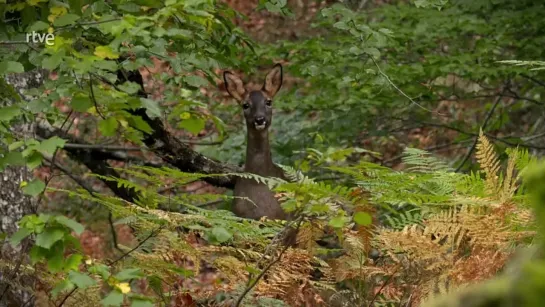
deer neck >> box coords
[245,128,274,175]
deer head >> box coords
[223,64,283,132]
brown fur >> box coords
[223,64,287,220]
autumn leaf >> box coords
[116,282,131,294]
[94,46,120,59]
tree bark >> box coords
[0,70,46,307]
[0,67,239,305]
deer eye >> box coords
[242,103,250,110]
[265,100,272,107]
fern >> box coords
[384,209,425,230]
[476,129,501,196]
[497,60,545,70]
[402,147,453,172]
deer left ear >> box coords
[262,63,283,98]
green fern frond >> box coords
[402,147,453,172]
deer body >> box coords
[224,64,288,220]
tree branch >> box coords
[99,67,240,188]
[36,124,139,203]
[455,94,503,171]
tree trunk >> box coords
[0,70,46,307]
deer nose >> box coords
[255,117,266,125]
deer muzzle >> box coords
[254,117,267,130]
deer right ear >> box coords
[223,71,246,102]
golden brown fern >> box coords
[476,129,501,196]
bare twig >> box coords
[234,217,303,307]
[371,57,447,116]
[108,212,123,253]
[521,73,545,89]
[55,18,122,31]
[42,157,94,195]
[88,74,106,119]
[109,226,164,266]
[368,264,401,307]
[0,40,28,45]
[43,156,123,252]
[57,287,77,307]
[35,111,75,211]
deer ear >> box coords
[223,71,246,102]
[262,63,283,98]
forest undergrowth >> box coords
[9,132,534,307]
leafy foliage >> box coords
[2,0,545,306]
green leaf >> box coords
[127,115,152,134]
[89,263,110,280]
[93,60,118,72]
[131,299,154,307]
[64,254,83,271]
[26,151,43,169]
[114,268,143,281]
[211,227,232,243]
[9,227,31,247]
[0,61,24,73]
[118,82,141,95]
[53,13,81,27]
[333,21,349,30]
[68,271,96,289]
[8,141,24,151]
[178,117,205,135]
[363,47,381,59]
[102,290,124,306]
[29,245,47,264]
[184,75,208,87]
[94,46,120,59]
[328,216,347,228]
[28,20,49,31]
[22,179,46,197]
[140,98,162,118]
[51,279,75,298]
[353,212,372,226]
[264,2,282,13]
[55,216,85,235]
[0,106,22,121]
[119,3,140,12]
[349,46,364,55]
[42,53,63,70]
[47,249,64,273]
[71,92,92,112]
[99,117,119,136]
[0,151,26,167]
[35,228,65,249]
[39,136,66,155]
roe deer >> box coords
[223,64,288,220]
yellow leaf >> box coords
[86,106,97,115]
[7,3,26,11]
[50,6,67,16]
[20,181,28,188]
[94,46,119,59]
[27,0,47,6]
[116,282,131,294]
[85,259,94,265]
[180,112,191,119]
[48,7,67,23]
[45,36,71,52]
